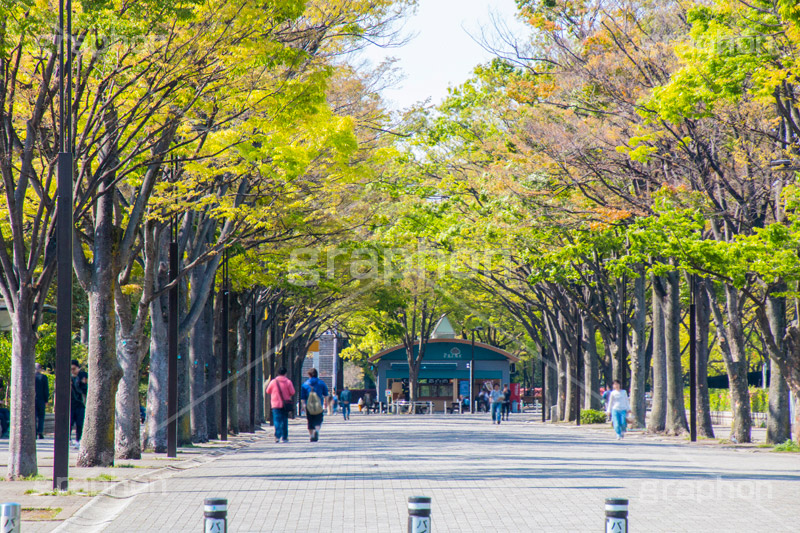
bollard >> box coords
[407,496,431,533]
[604,498,628,533]
[1,503,20,533]
[550,405,558,422]
[204,498,227,533]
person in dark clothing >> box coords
[300,368,328,442]
[70,359,88,448]
[35,363,49,439]
[501,384,511,421]
[340,387,351,420]
[0,401,9,439]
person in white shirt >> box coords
[606,380,630,440]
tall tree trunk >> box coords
[766,291,791,444]
[695,279,715,438]
[144,240,169,453]
[629,270,647,428]
[543,343,556,420]
[582,314,601,410]
[7,302,37,478]
[663,270,688,435]
[649,276,667,431]
[236,307,250,433]
[722,285,752,443]
[79,171,123,466]
[206,293,220,440]
[227,294,240,434]
[189,279,212,443]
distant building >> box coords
[302,331,341,391]
[370,316,518,411]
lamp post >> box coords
[53,0,74,491]
[167,213,178,458]
[220,249,229,441]
[689,274,697,442]
[470,327,482,414]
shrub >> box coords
[580,409,607,424]
[773,440,800,453]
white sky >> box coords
[359,0,528,111]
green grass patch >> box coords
[87,473,117,482]
[20,474,48,481]
[773,440,800,453]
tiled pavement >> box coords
[90,414,799,532]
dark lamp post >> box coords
[470,327,482,414]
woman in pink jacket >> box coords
[265,368,295,443]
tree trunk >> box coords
[7,303,38,478]
[189,284,212,443]
[227,295,241,434]
[236,308,250,433]
[114,332,144,459]
[695,279,715,438]
[663,270,688,435]
[765,292,791,443]
[722,285,752,443]
[145,252,169,453]
[649,277,667,431]
[582,314,601,410]
[629,270,647,428]
[543,345,556,420]
[79,289,123,467]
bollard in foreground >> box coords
[604,498,628,533]
[407,496,431,533]
[1,503,20,533]
[204,498,227,533]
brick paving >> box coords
[89,414,799,532]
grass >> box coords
[21,507,62,521]
[20,474,48,481]
[773,440,800,453]
[113,463,141,468]
[24,489,37,494]
[87,473,117,482]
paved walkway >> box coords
[85,415,798,532]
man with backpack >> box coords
[265,367,295,443]
[300,368,328,442]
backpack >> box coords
[306,390,323,415]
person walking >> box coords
[70,360,88,448]
[35,363,49,439]
[490,383,504,425]
[340,386,352,420]
[265,367,295,443]
[300,368,328,442]
[606,380,630,440]
[501,384,511,421]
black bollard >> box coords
[407,496,431,533]
[1,503,20,533]
[604,498,628,532]
[204,498,227,533]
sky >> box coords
[359,0,528,111]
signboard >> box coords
[458,380,470,398]
[510,383,521,402]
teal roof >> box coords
[370,338,518,363]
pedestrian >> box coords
[606,380,630,440]
[602,385,611,411]
[490,383,504,425]
[300,368,328,442]
[501,384,511,421]
[70,359,88,448]
[265,367,295,443]
[331,390,338,415]
[340,386,352,420]
[35,363,49,439]
[363,392,372,415]
[357,396,364,413]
